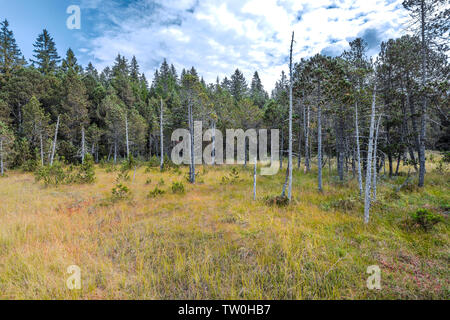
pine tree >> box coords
[0,19,24,79]
[31,29,60,75]
[62,48,81,74]
[130,56,140,82]
[250,71,268,108]
[230,69,248,102]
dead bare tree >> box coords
[355,102,363,197]
[372,114,382,202]
[160,98,164,171]
[50,114,60,166]
[287,31,294,201]
[81,126,85,164]
[364,86,377,224]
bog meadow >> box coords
[0,0,448,300]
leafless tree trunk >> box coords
[253,156,257,200]
[317,84,323,192]
[287,31,294,201]
[212,121,216,166]
[81,126,85,164]
[50,115,60,166]
[0,138,4,176]
[372,114,382,202]
[364,86,377,224]
[160,98,164,170]
[125,114,130,159]
[114,140,117,164]
[40,133,44,166]
[188,101,195,183]
[355,102,363,197]
[418,0,427,187]
[304,102,310,172]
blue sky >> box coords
[0,0,409,89]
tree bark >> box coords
[364,86,377,224]
[304,103,310,172]
[50,115,60,166]
[125,114,130,159]
[287,31,294,201]
[212,121,216,166]
[0,139,3,176]
[355,102,363,197]
[372,114,382,202]
[418,0,427,187]
[81,126,85,164]
[160,98,164,170]
[317,84,322,192]
[40,133,44,166]
[253,156,257,200]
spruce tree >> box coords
[31,29,60,75]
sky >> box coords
[0,0,410,90]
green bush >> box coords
[35,160,66,186]
[22,158,39,172]
[111,183,131,201]
[71,154,96,184]
[406,208,444,232]
[442,151,450,163]
[328,197,357,211]
[34,155,96,186]
[264,195,289,207]
[221,167,240,184]
[148,186,165,198]
[171,181,185,194]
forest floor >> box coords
[0,152,448,299]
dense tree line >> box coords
[0,0,448,195]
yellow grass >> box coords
[0,154,448,299]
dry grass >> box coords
[0,154,448,299]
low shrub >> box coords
[329,197,357,211]
[148,186,165,198]
[264,195,289,207]
[111,183,131,201]
[35,160,67,186]
[221,167,241,184]
[171,181,185,194]
[403,208,444,232]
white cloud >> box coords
[85,0,409,90]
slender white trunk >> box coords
[372,114,382,202]
[253,155,257,200]
[125,114,130,159]
[305,103,310,172]
[81,126,85,164]
[0,138,4,176]
[114,140,117,164]
[188,101,195,183]
[364,86,377,224]
[317,85,322,192]
[287,31,294,201]
[418,0,427,187]
[160,98,164,170]
[40,132,44,166]
[50,115,60,166]
[212,121,216,166]
[355,102,363,197]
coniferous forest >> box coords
[0,0,449,301]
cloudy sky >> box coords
[1,0,409,90]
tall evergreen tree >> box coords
[31,29,60,75]
[230,69,248,102]
[0,19,24,80]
